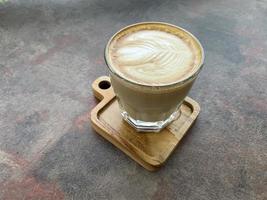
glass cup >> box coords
[104,22,204,132]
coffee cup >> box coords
[104,22,204,132]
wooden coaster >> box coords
[90,76,200,171]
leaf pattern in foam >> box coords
[115,31,193,83]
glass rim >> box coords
[104,21,205,88]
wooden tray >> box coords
[90,76,200,171]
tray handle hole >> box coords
[98,80,111,90]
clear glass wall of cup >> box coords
[104,22,204,132]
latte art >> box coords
[112,30,194,85]
[107,23,202,86]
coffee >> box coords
[107,25,202,86]
[105,22,204,132]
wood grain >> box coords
[90,76,200,171]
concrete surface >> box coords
[0,0,266,199]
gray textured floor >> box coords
[0,0,266,199]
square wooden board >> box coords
[90,76,200,171]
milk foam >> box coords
[109,29,199,85]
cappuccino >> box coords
[105,22,204,132]
[107,24,202,86]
